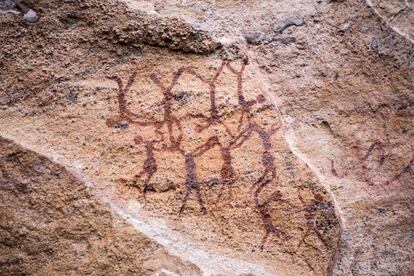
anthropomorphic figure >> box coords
[179,151,207,214]
[132,135,160,205]
[297,189,328,249]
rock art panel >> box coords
[98,57,341,274]
[1,0,413,275]
[0,53,340,275]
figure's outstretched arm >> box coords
[194,136,220,157]
[361,140,385,166]
[229,125,253,149]
[226,63,246,76]
[150,68,185,96]
[105,72,138,120]
[268,122,282,136]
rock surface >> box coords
[367,0,414,42]
[0,0,413,275]
[0,137,200,275]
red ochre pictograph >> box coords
[105,61,326,247]
[330,140,413,185]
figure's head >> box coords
[256,94,266,104]
[134,135,144,145]
[314,193,323,202]
[106,118,118,127]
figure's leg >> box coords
[127,170,146,190]
[313,227,328,248]
[179,188,191,214]
[195,185,207,214]
[260,230,270,250]
[142,174,154,206]
[298,227,311,248]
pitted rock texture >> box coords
[1,0,413,275]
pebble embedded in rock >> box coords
[338,21,350,34]
[274,16,304,34]
[23,9,38,23]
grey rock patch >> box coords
[244,31,266,45]
[274,16,304,34]
[273,36,296,45]
[0,0,15,10]
[0,0,19,14]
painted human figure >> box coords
[190,136,238,204]
[133,135,159,205]
[234,122,281,193]
[215,145,237,203]
[297,190,328,249]
[330,140,385,184]
[331,140,414,186]
[232,121,286,248]
[254,189,291,248]
[179,151,207,215]
[105,72,137,128]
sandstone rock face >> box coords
[0,137,200,275]
[0,0,413,275]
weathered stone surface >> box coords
[368,0,414,42]
[0,137,200,275]
[0,0,413,275]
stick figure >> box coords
[297,188,328,250]
[179,151,207,215]
[132,135,161,205]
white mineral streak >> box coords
[109,200,277,276]
[23,9,38,23]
